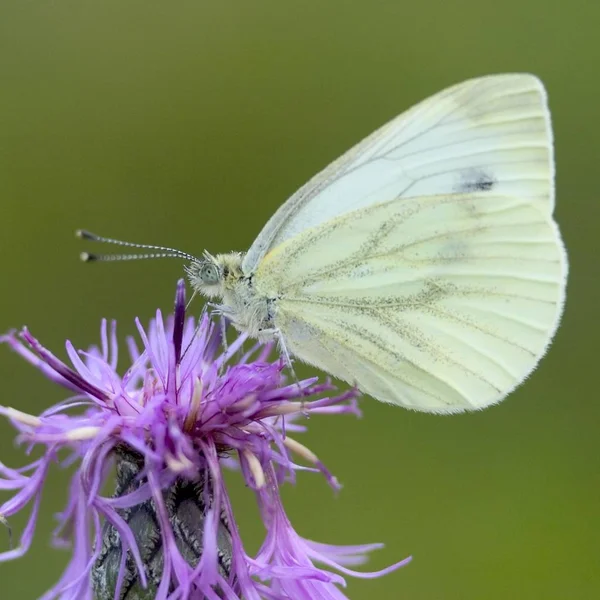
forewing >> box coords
[256,194,566,412]
[243,73,553,273]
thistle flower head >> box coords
[0,280,410,599]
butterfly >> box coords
[79,74,567,413]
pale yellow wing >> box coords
[255,193,566,412]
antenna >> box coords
[76,229,198,263]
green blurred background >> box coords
[0,0,597,598]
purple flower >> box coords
[0,280,410,599]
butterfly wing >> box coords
[255,193,566,412]
[243,74,554,273]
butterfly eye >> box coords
[200,263,220,285]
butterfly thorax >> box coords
[186,251,276,340]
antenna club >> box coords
[76,229,99,241]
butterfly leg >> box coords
[259,327,308,415]
[180,303,210,362]
[206,302,235,374]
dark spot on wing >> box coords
[455,169,496,193]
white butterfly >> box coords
[81,73,568,413]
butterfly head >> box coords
[185,251,244,299]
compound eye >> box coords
[200,263,220,285]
